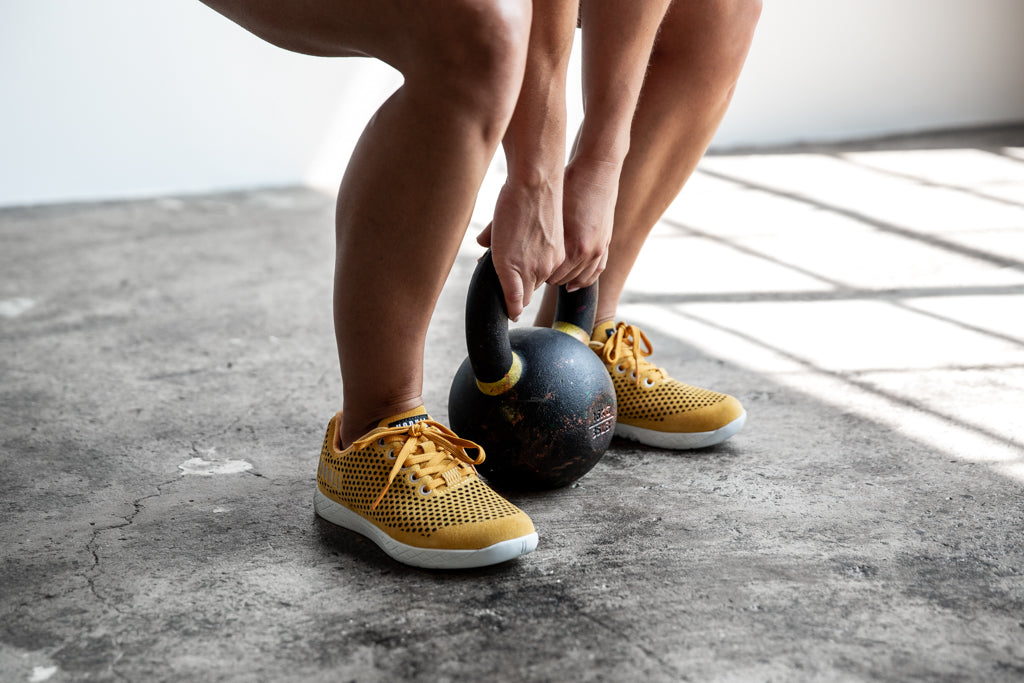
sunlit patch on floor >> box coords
[178,456,253,476]
[0,298,34,318]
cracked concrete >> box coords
[2,126,1024,681]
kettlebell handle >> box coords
[466,250,598,386]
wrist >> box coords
[565,152,625,184]
[570,123,630,171]
[506,160,564,194]
[573,93,636,167]
[504,98,568,187]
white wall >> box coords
[714,0,1024,149]
[1,0,1022,207]
[0,1,400,206]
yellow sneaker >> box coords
[591,322,746,449]
[313,406,538,568]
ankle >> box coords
[591,315,616,337]
[339,396,426,449]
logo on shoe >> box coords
[388,414,430,428]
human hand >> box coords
[549,157,620,291]
[476,178,564,322]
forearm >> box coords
[502,0,579,189]
[574,0,672,167]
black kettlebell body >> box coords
[448,251,616,490]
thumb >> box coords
[476,223,493,248]
[496,267,526,323]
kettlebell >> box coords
[448,250,617,490]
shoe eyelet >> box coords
[643,377,656,388]
[386,449,395,460]
[377,438,386,447]
[408,471,420,484]
[630,370,637,381]
[615,363,627,374]
[418,485,431,496]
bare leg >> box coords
[561,1,672,294]
[199,0,532,445]
[334,38,533,444]
[535,0,761,327]
[593,0,761,324]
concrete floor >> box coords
[2,126,1024,682]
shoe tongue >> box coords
[591,320,617,343]
[379,406,431,430]
[377,405,468,488]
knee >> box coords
[652,0,762,90]
[404,0,531,135]
[734,0,763,49]
[437,0,531,111]
[706,0,762,48]
[720,0,762,85]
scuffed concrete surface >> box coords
[2,127,1024,681]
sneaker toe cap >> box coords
[424,511,536,551]
[652,393,745,433]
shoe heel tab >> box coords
[327,411,345,451]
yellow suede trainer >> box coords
[313,406,538,568]
[591,322,746,449]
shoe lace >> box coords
[592,323,667,386]
[349,420,485,510]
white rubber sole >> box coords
[615,410,747,450]
[313,488,538,569]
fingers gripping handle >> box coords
[465,250,600,387]
[553,281,599,345]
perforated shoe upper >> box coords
[590,321,744,434]
[316,407,535,550]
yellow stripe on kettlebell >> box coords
[552,321,590,345]
[476,352,523,395]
